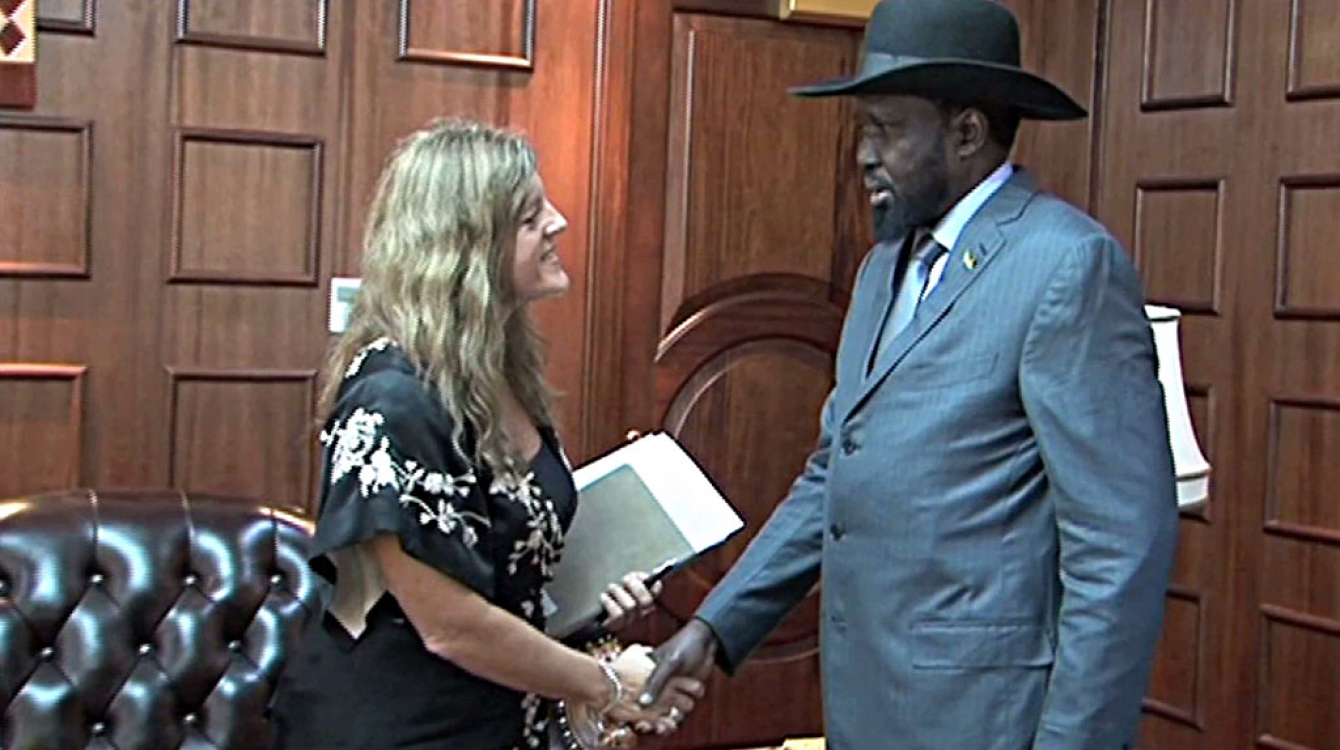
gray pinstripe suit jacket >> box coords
[696,169,1179,750]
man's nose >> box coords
[857,136,879,167]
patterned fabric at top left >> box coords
[0,0,34,63]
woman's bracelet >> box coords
[596,655,624,714]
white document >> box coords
[543,432,744,638]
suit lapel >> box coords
[842,170,1040,423]
[850,238,904,379]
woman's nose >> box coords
[545,207,568,236]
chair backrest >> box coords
[0,489,319,750]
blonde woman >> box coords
[270,120,700,750]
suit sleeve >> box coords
[1019,236,1179,750]
[692,389,833,673]
[689,246,888,673]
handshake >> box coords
[564,580,722,747]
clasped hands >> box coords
[593,574,720,738]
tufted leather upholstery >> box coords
[0,489,320,750]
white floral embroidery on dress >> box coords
[519,693,547,749]
[321,406,489,546]
[491,471,564,579]
[344,337,394,379]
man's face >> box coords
[856,94,952,241]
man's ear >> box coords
[952,107,990,158]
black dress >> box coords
[270,339,578,750]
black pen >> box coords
[643,556,683,588]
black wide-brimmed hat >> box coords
[791,0,1086,120]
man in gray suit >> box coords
[640,1,1179,749]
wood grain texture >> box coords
[662,13,857,331]
[1011,0,1102,209]
[397,0,534,69]
[171,129,323,285]
[2,0,604,511]
[1140,0,1236,109]
[1134,178,1222,314]
[37,0,94,35]
[0,364,86,498]
[1287,0,1340,100]
[176,0,327,55]
[0,2,176,492]
[1276,178,1340,317]
[600,7,863,747]
[0,116,91,276]
[167,369,316,510]
[1259,606,1340,750]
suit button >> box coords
[830,523,845,540]
[840,436,857,455]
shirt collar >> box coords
[930,162,1014,252]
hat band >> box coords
[858,50,1016,77]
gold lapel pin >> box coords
[963,249,978,270]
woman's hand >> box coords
[600,571,664,631]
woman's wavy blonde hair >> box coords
[318,118,554,473]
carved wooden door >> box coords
[588,6,868,748]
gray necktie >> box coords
[873,231,945,368]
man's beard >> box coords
[870,157,950,244]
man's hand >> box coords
[639,619,719,707]
[605,644,704,736]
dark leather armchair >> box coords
[0,489,320,750]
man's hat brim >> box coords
[790,56,1087,121]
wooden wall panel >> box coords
[1094,0,1340,746]
[0,365,85,499]
[171,130,322,285]
[167,370,315,509]
[662,13,859,331]
[2,0,606,509]
[1,3,176,492]
[1259,607,1340,750]
[1141,0,1236,109]
[36,0,94,35]
[397,0,534,69]
[1287,0,1340,100]
[1276,178,1340,317]
[1144,587,1204,727]
[162,1,345,497]
[1134,179,1222,314]
[1262,538,1340,624]
[176,0,327,54]
[1266,399,1340,543]
[0,116,91,276]
[1011,0,1101,208]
